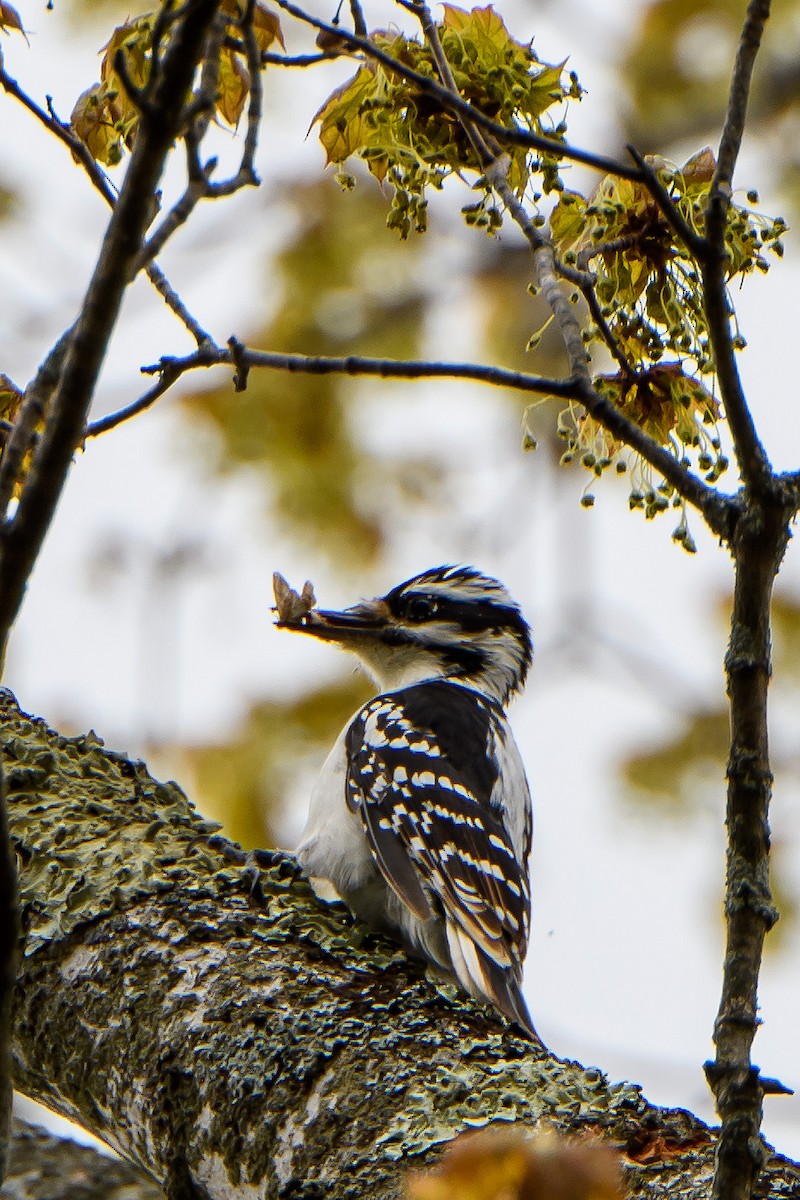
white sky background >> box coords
[3,0,800,1162]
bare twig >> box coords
[206,2,262,196]
[137,346,583,393]
[84,359,204,438]
[136,3,262,265]
[137,160,218,271]
[0,0,224,661]
[714,0,771,200]
[89,341,732,538]
[349,0,367,37]
[0,65,213,349]
[580,286,638,378]
[145,262,218,348]
[261,50,327,65]
[701,0,773,496]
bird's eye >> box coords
[405,595,437,621]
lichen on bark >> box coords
[3,690,799,1199]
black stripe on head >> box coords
[384,567,532,684]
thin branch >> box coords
[136,158,218,272]
[570,374,736,541]
[261,50,327,65]
[91,342,733,538]
[580,285,638,378]
[205,1,262,197]
[714,0,771,199]
[700,0,773,496]
[142,347,579,393]
[272,0,644,181]
[0,0,224,661]
[145,262,218,348]
[0,66,212,349]
[84,360,196,438]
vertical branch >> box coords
[705,499,787,1200]
[702,0,772,493]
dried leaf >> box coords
[217,45,250,127]
[252,2,285,53]
[273,573,317,623]
[70,84,126,166]
[312,65,377,167]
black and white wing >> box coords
[344,680,534,1034]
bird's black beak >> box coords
[276,598,391,644]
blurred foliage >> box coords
[406,1126,622,1200]
[183,178,430,564]
[182,175,562,565]
[623,0,800,204]
[184,673,370,848]
[0,180,17,220]
[620,592,800,948]
[314,4,582,237]
[70,1,283,165]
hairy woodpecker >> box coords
[276,565,536,1037]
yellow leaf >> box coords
[0,374,22,421]
[100,16,155,92]
[550,191,587,248]
[441,3,508,47]
[70,84,126,166]
[312,65,377,166]
[217,45,250,127]
[221,0,285,53]
[526,59,569,116]
[252,3,285,53]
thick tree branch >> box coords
[5,690,800,1199]
[0,0,224,664]
[705,496,790,1200]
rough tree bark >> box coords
[1,1117,164,1200]
[3,691,799,1200]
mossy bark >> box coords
[3,691,799,1199]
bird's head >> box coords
[277,565,532,705]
